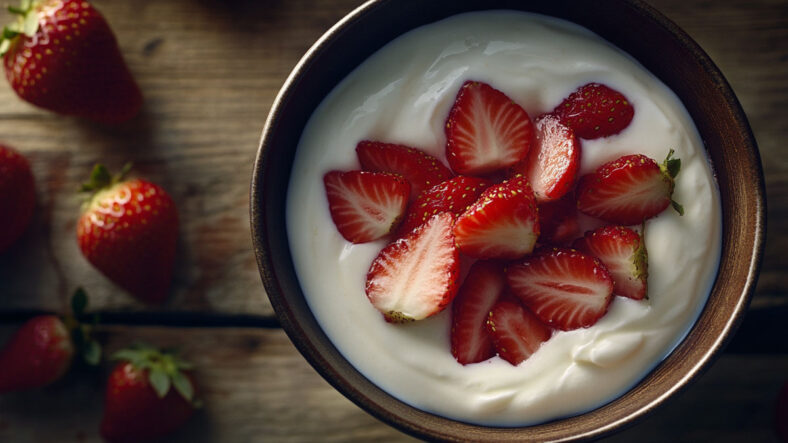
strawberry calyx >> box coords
[79,163,132,208]
[659,149,683,216]
[112,344,200,406]
[62,287,103,366]
[0,0,41,56]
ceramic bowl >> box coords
[250,0,765,440]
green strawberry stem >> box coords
[659,149,684,216]
[63,287,102,366]
[0,0,40,56]
[112,345,199,406]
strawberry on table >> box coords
[573,225,648,300]
[552,82,634,139]
[445,80,534,176]
[324,170,410,243]
[0,144,35,253]
[576,150,683,225]
[453,175,539,260]
[511,114,580,202]
[451,260,506,365]
[365,212,459,323]
[486,299,552,366]
[77,164,179,304]
[100,345,198,443]
[397,175,490,236]
[1,0,142,124]
[356,140,452,199]
[507,247,614,331]
[0,315,73,392]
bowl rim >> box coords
[250,0,766,440]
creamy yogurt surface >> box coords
[286,10,722,426]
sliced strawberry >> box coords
[573,226,647,300]
[507,247,614,331]
[356,141,452,199]
[511,114,580,202]
[451,261,506,365]
[323,170,410,244]
[398,176,491,236]
[552,83,634,139]
[445,81,534,176]
[576,150,683,225]
[453,175,539,260]
[365,212,459,322]
[538,192,580,245]
[486,299,552,366]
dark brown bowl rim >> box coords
[250,0,766,441]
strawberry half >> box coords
[451,260,506,365]
[576,150,683,225]
[397,175,491,236]
[324,170,410,243]
[0,144,35,253]
[365,212,459,323]
[1,0,142,124]
[511,114,580,202]
[507,247,614,331]
[537,191,580,245]
[445,80,534,176]
[552,82,634,139]
[453,175,539,260]
[356,140,452,199]
[486,299,553,366]
[573,225,648,300]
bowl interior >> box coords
[250,0,765,440]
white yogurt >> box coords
[286,10,722,426]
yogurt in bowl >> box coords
[286,10,721,427]
[252,0,764,439]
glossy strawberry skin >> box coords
[324,170,410,243]
[552,83,634,139]
[486,299,552,366]
[397,175,490,236]
[507,247,614,331]
[100,362,195,443]
[0,315,74,392]
[445,81,534,176]
[453,175,540,260]
[0,144,35,253]
[451,260,506,365]
[356,141,452,200]
[77,179,178,303]
[3,0,142,123]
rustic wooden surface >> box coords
[0,0,786,441]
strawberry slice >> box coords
[576,150,683,225]
[365,212,460,322]
[486,299,553,366]
[451,261,506,365]
[397,176,491,236]
[453,175,539,260]
[537,192,581,245]
[573,226,648,300]
[356,141,453,199]
[445,81,534,176]
[324,170,410,243]
[507,248,614,331]
[552,83,634,139]
[511,114,580,202]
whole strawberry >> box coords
[0,315,73,392]
[0,0,142,123]
[101,345,198,443]
[77,164,178,303]
[0,144,35,253]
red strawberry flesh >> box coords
[486,299,552,366]
[356,141,452,199]
[507,248,614,331]
[324,170,410,243]
[574,225,648,300]
[365,212,459,322]
[445,80,533,175]
[515,114,580,202]
[398,175,490,236]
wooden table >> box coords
[1,0,785,441]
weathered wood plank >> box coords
[0,325,785,442]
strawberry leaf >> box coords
[71,287,88,317]
[149,368,171,398]
[671,199,685,216]
[171,370,194,402]
[22,11,38,37]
